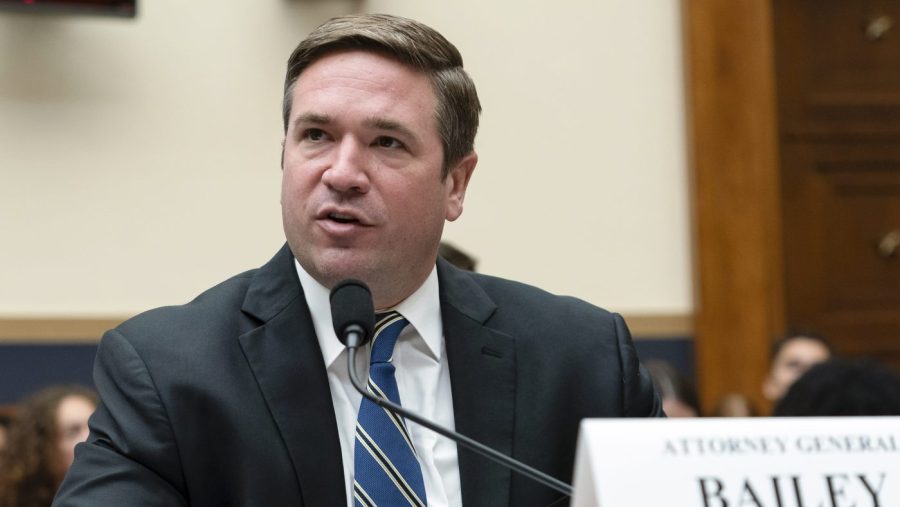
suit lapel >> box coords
[237,245,346,507]
[439,259,516,507]
[234,250,518,506]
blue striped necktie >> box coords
[353,311,427,507]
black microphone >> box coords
[329,279,573,497]
[329,279,375,349]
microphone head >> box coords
[329,279,375,347]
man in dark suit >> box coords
[54,13,662,507]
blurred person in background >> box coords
[0,415,11,450]
[0,386,97,507]
[773,357,900,417]
[645,360,700,417]
[711,393,758,417]
[762,332,832,407]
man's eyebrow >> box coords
[293,112,331,127]
[365,117,417,140]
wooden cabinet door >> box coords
[781,142,900,368]
[775,0,900,369]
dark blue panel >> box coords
[0,338,696,405]
[0,344,98,404]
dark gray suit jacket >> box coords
[53,244,662,507]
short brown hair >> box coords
[282,14,481,177]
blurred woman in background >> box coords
[0,385,97,507]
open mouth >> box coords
[328,212,360,225]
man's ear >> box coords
[280,138,286,170]
[445,152,478,222]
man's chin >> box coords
[307,255,376,289]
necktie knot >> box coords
[371,311,409,364]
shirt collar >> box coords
[294,259,444,369]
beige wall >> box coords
[0,0,691,319]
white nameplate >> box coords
[572,417,899,507]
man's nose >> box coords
[321,138,370,193]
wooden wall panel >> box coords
[0,318,126,343]
[0,314,692,342]
[683,0,785,414]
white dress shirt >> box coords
[295,260,462,507]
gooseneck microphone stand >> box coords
[345,341,573,497]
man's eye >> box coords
[374,136,403,149]
[303,129,326,141]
